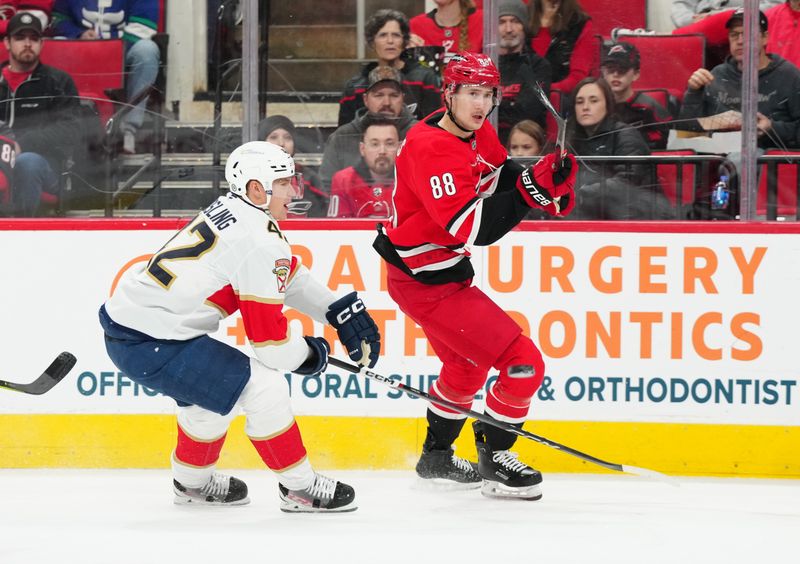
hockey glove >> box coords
[295,336,330,376]
[325,292,381,368]
[516,152,577,216]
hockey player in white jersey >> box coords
[99,141,381,513]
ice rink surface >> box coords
[2,469,798,564]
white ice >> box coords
[2,470,798,564]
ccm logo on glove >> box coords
[332,298,365,325]
[326,292,381,368]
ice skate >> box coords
[173,472,250,506]
[278,473,357,513]
[474,421,543,500]
[416,445,482,490]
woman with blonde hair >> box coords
[528,0,599,95]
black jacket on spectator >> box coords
[614,91,674,151]
[321,106,417,191]
[0,61,79,168]
[498,48,551,145]
[570,116,673,220]
[338,58,441,127]
[679,54,800,149]
[543,14,589,85]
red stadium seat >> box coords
[0,39,124,123]
[757,150,800,219]
[583,0,647,38]
[653,149,698,206]
[613,33,705,101]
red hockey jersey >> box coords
[328,161,394,219]
[384,110,514,282]
[410,9,483,59]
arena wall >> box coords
[1,219,797,477]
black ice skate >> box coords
[474,421,543,500]
[415,445,482,490]
[278,473,357,513]
[173,472,250,506]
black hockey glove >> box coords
[325,292,381,368]
[295,336,330,376]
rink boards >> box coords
[0,219,798,477]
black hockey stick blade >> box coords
[327,356,677,485]
[0,352,77,395]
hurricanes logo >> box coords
[272,258,291,293]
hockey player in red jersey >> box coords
[374,51,577,500]
[100,141,381,513]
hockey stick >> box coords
[0,352,77,395]
[533,82,567,169]
[328,356,675,483]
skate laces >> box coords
[451,452,474,473]
[492,450,529,474]
[200,473,230,497]
[306,474,337,500]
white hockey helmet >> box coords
[225,141,296,209]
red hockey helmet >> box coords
[442,51,501,92]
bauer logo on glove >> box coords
[326,292,381,368]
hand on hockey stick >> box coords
[516,152,577,216]
[326,292,381,368]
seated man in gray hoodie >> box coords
[678,8,800,150]
[321,66,417,191]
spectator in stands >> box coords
[0,12,78,216]
[496,0,551,145]
[258,115,328,218]
[338,9,441,127]
[678,9,800,150]
[600,42,673,150]
[324,65,417,191]
[672,2,781,68]
[0,121,18,215]
[409,0,482,61]
[671,0,780,27]
[0,1,52,37]
[766,1,800,69]
[328,116,398,219]
[507,119,546,157]
[52,0,160,154]
[527,0,599,95]
[568,77,672,220]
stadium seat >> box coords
[757,150,800,219]
[583,0,647,38]
[0,39,125,123]
[612,34,705,101]
[652,149,698,207]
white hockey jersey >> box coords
[105,193,336,372]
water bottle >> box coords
[711,175,730,210]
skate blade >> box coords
[480,480,542,501]
[173,494,251,506]
[413,476,482,492]
[279,501,358,513]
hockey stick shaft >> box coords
[0,352,77,395]
[328,356,674,482]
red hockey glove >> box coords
[516,153,577,216]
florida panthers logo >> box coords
[272,258,291,293]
